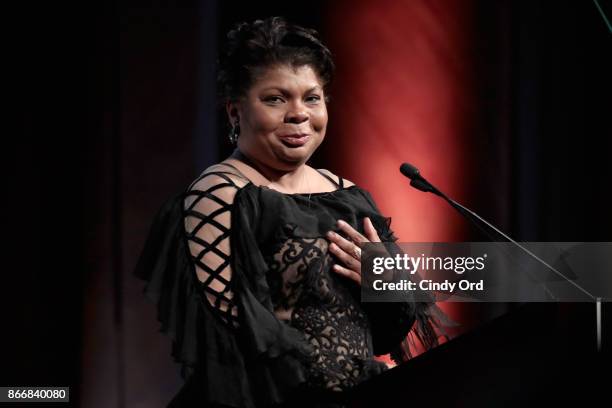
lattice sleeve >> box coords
[183,172,244,329]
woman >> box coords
[135,17,443,408]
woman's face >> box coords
[228,64,328,171]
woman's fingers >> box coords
[332,263,361,285]
[336,218,381,244]
[363,217,381,243]
[327,230,361,259]
[328,241,361,271]
[336,220,368,245]
[327,218,382,285]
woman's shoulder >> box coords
[313,168,382,208]
[181,163,254,215]
[186,162,251,193]
[314,167,356,189]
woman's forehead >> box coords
[251,64,323,90]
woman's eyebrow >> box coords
[260,86,322,94]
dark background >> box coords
[4,0,611,406]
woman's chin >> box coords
[272,141,315,163]
[274,146,312,166]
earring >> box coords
[228,119,240,144]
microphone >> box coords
[399,162,605,351]
[399,162,421,179]
[398,162,597,303]
[399,163,442,196]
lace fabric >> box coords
[266,235,385,392]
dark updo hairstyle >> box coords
[217,16,335,104]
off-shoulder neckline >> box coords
[252,182,360,197]
[208,162,359,197]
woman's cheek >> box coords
[312,108,328,132]
[261,108,284,132]
[249,110,280,134]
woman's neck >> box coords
[230,149,309,192]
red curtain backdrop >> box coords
[323,0,479,359]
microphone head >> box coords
[400,162,421,179]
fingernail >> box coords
[327,231,335,238]
[337,219,345,227]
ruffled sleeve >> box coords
[134,176,314,407]
[134,188,250,406]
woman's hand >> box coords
[326,218,381,285]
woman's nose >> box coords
[284,104,309,124]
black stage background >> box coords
[4,0,611,406]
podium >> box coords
[349,303,608,406]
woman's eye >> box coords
[305,95,321,103]
[263,96,284,104]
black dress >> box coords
[135,164,438,407]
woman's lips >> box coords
[278,134,310,147]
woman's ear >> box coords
[225,100,241,125]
